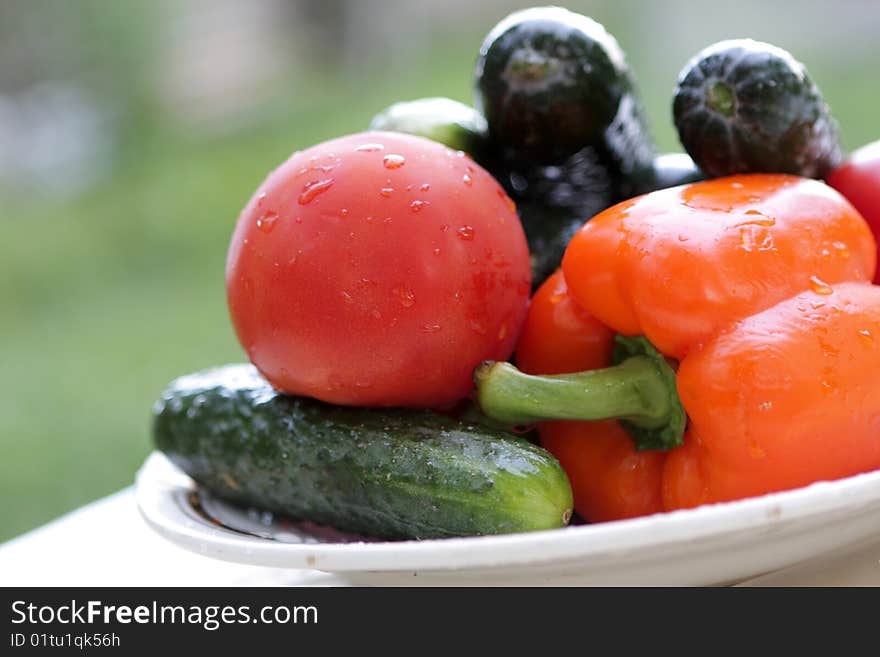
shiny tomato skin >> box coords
[827,140,880,284]
[226,131,531,408]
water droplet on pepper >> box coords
[809,276,833,295]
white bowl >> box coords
[135,451,880,586]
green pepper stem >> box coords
[473,336,687,451]
[473,357,668,426]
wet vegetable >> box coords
[477,175,880,519]
[368,97,489,157]
[153,365,574,540]
[226,131,531,408]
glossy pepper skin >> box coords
[517,270,665,522]
[563,174,875,359]
[492,174,880,519]
[665,282,880,509]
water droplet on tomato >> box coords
[256,211,278,233]
[419,183,431,192]
[420,323,442,333]
[410,200,429,213]
[340,208,349,217]
[809,276,833,295]
[469,319,487,335]
[383,154,406,169]
[433,247,441,256]
[392,286,415,307]
[298,179,334,205]
[457,225,475,240]
[355,143,384,152]
[858,329,873,345]
[462,173,473,186]
[380,187,394,197]
[832,241,850,259]
[257,192,267,206]
[340,291,354,304]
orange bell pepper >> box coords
[476,174,880,521]
[516,270,666,522]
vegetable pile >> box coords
[152,6,880,540]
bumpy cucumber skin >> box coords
[368,97,489,159]
[152,365,573,540]
[673,39,843,179]
[474,6,654,191]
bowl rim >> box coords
[136,451,880,572]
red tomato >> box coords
[827,140,880,284]
[226,131,531,408]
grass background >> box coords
[1,10,877,543]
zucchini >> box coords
[152,365,573,540]
[673,39,843,178]
[473,6,654,193]
[368,97,489,158]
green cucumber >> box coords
[473,6,654,193]
[368,97,489,158]
[673,39,843,178]
[152,365,573,540]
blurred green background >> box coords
[1,0,877,542]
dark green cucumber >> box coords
[368,97,489,158]
[634,152,706,195]
[474,5,654,193]
[152,365,573,540]
[673,39,843,179]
